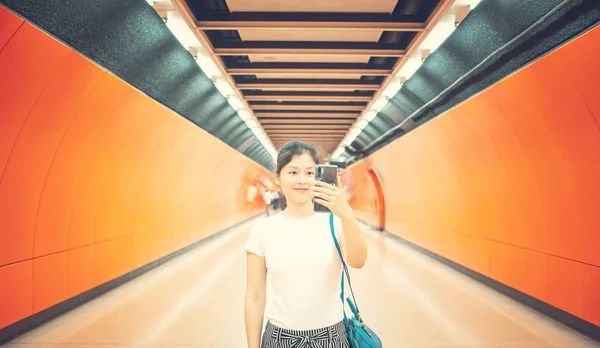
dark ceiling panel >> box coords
[225,124,255,147]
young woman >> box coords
[244,141,368,348]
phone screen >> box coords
[314,164,338,213]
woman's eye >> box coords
[307,172,315,176]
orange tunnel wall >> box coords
[342,160,382,229]
[346,25,600,326]
[0,8,270,330]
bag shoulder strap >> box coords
[329,213,361,317]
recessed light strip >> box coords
[151,0,278,160]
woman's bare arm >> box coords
[245,252,267,348]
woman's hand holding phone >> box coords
[311,175,354,220]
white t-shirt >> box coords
[244,212,345,330]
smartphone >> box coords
[314,164,338,213]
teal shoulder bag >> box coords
[329,213,383,348]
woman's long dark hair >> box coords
[275,141,322,209]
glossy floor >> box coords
[4,215,599,348]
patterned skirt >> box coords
[261,320,351,348]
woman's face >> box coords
[277,153,317,206]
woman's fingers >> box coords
[314,198,331,207]
[313,180,337,188]
[312,191,334,201]
[311,185,336,194]
[313,184,328,192]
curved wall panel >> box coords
[349,25,600,326]
[342,160,381,229]
[0,7,270,330]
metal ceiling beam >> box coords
[271,140,343,143]
[245,95,372,102]
[260,119,355,125]
[273,143,340,149]
[228,68,391,76]
[273,144,341,147]
[263,123,349,126]
[266,127,348,131]
[271,139,343,143]
[196,18,426,32]
[269,132,345,135]
[266,131,349,134]
[271,142,343,145]
[269,135,344,138]
[267,130,347,134]
[272,142,342,147]
[271,139,336,142]
[252,105,364,111]
[256,111,359,114]
[238,83,380,90]
[272,141,342,144]
[255,112,359,118]
[214,47,405,57]
[263,125,349,130]
[284,133,343,137]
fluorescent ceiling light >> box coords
[196,54,222,80]
[246,119,259,129]
[227,96,245,110]
[238,109,252,121]
[346,132,358,143]
[259,137,270,147]
[165,17,199,49]
[213,78,235,98]
[251,127,264,136]
[357,119,369,130]
[469,0,481,9]
[332,147,345,159]
[398,55,423,80]
[364,110,377,121]
[381,77,403,98]
[419,14,456,53]
[343,131,358,145]
[371,96,389,112]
